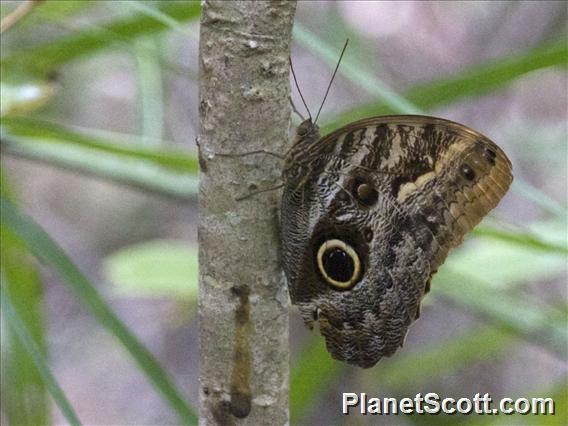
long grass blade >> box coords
[0,198,198,425]
[1,278,82,426]
[134,37,165,146]
[435,268,567,358]
[0,172,48,425]
[1,116,198,173]
[293,23,423,115]
[1,2,201,76]
[123,1,195,37]
[2,139,198,198]
[321,38,567,133]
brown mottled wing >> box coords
[307,115,512,268]
[281,115,513,368]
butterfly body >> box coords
[281,115,513,368]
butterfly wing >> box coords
[281,115,513,368]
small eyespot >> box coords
[482,147,497,165]
[337,190,349,202]
[352,177,378,206]
[363,228,374,242]
[461,164,476,181]
[316,239,361,290]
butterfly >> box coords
[279,41,513,368]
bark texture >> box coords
[198,1,296,425]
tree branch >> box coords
[198,1,296,424]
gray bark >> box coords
[198,1,296,425]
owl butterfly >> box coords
[281,42,513,368]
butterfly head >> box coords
[296,118,320,141]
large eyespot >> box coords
[351,176,378,206]
[316,239,361,289]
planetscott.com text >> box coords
[342,392,555,416]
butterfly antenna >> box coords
[289,57,312,121]
[314,39,349,125]
[289,97,305,121]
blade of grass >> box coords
[449,231,565,290]
[0,172,48,426]
[0,198,198,425]
[472,224,567,255]
[2,138,198,198]
[0,1,94,29]
[1,277,82,426]
[320,38,567,133]
[134,36,164,146]
[1,116,199,173]
[122,1,195,37]
[290,337,346,423]
[434,268,567,357]
[511,177,567,218]
[378,326,517,389]
[540,384,567,425]
[293,23,424,115]
[0,0,44,34]
[1,2,201,76]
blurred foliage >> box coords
[1,1,202,424]
[0,173,48,426]
[1,197,198,425]
[0,1,566,425]
[1,116,199,197]
[104,240,199,300]
[1,275,80,426]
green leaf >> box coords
[1,117,199,198]
[452,220,566,288]
[291,326,517,423]
[104,240,198,299]
[434,219,567,356]
[321,38,568,133]
[378,327,517,389]
[0,198,198,425]
[1,279,81,426]
[0,174,49,426]
[2,138,198,198]
[293,23,424,115]
[1,2,201,77]
[510,177,567,218]
[434,269,566,357]
[539,384,567,425]
[124,1,196,37]
[134,36,165,145]
[0,0,94,28]
[290,337,345,423]
[1,116,199,173]
[473,224,567,255]
[0,79,57,116]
